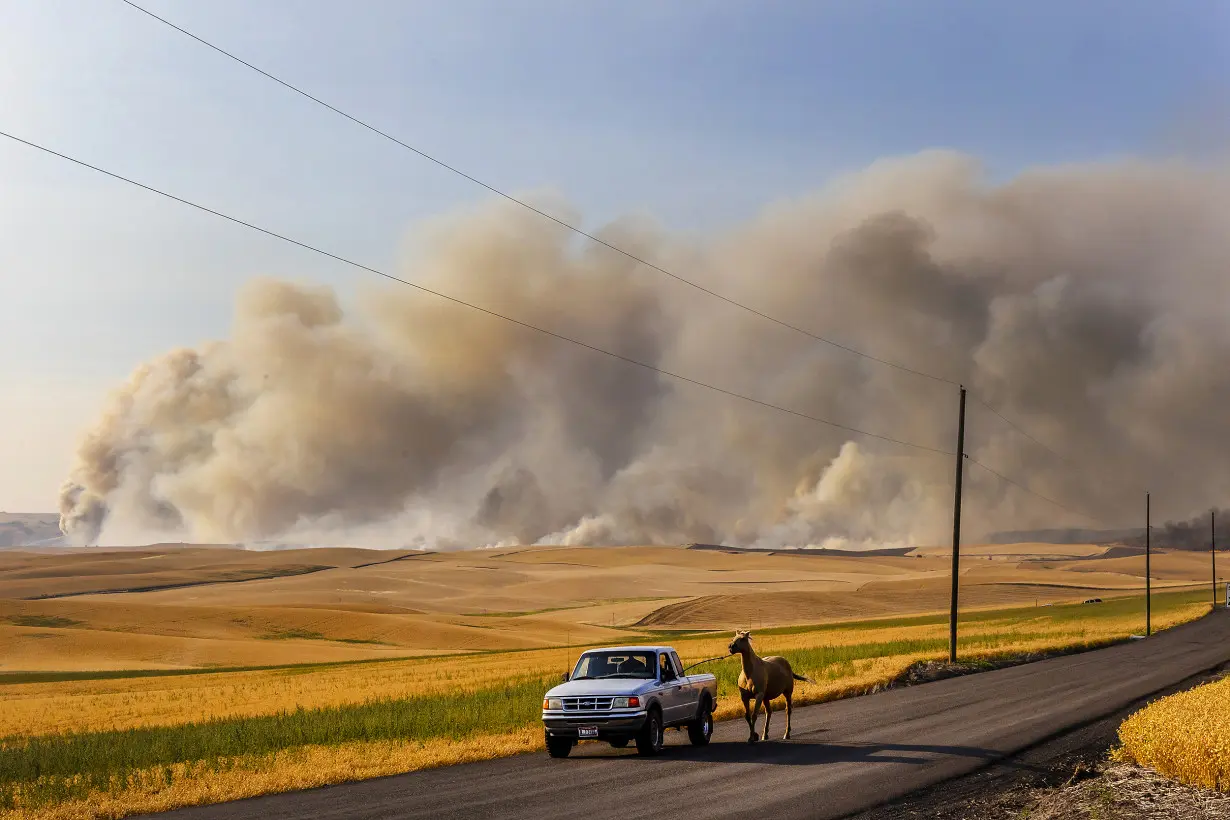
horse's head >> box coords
[728,630,752,656]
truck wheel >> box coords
[636,708,665,756]
[545,733,573,759]
[688,699,714,746]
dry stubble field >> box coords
[0,540,1220,819]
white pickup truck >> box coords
[541,645,718,757]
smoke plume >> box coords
[58,151,1230,549]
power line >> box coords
[971,395,1077,468]
[965,455,1112,526]
[969,394,1162,497]
[973,394,1134,493]
[118,0,961,390]
[0,128,954,457]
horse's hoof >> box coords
[747,736,758,744]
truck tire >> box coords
[635,707,665,756]
[687,698,714,746]
[545,733,573,758]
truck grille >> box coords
[562,697,615,711]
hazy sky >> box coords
[1,0,1226,513]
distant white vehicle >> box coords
[541,645,718,757]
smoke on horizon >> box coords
[57,150,1230,550]
[1126,508,1230,552]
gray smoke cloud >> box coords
[58,151,1230,549]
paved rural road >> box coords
[145,610,1230,820]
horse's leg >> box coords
[748,693,764,743]
[740,690,753,737]
[783,689,793,740]
[761,697,772,741]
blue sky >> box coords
[0,0,1226,511]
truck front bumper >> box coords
[542,711,648,740]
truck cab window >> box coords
[573,651,655,679]
[670,652,684,676]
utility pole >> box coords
[1145,492,1151,637]
[949,385,967,663]
[1213,510,1218,610]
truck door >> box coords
[658,652,686,724]
[671,651,698,717]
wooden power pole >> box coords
[949,386,966,663]
[1145,492,1151,637]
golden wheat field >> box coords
[1115,673,1230,792]
[0,541,1213,671]
[0,540,1220,820]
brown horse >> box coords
[728,630,811,742]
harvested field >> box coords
[1059,549,1220,582]
[0,542,1215,670]
[0,546,395,600]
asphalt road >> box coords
[144,610,1230,820]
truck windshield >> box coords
[572,651,656,679]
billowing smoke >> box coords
[58,151,1230,549]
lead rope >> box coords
[681,655,730,674]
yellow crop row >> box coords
[1114,673,1230,792]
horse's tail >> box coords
[792,672,813,683]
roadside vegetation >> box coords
[1113,670,1230,792]
[1000,669,1230,818]
[0,588,1211,819]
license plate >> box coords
[578,726,599,738]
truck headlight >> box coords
[611,696,640,709]
[544,698,563,710]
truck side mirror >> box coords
[561,672,570,682]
